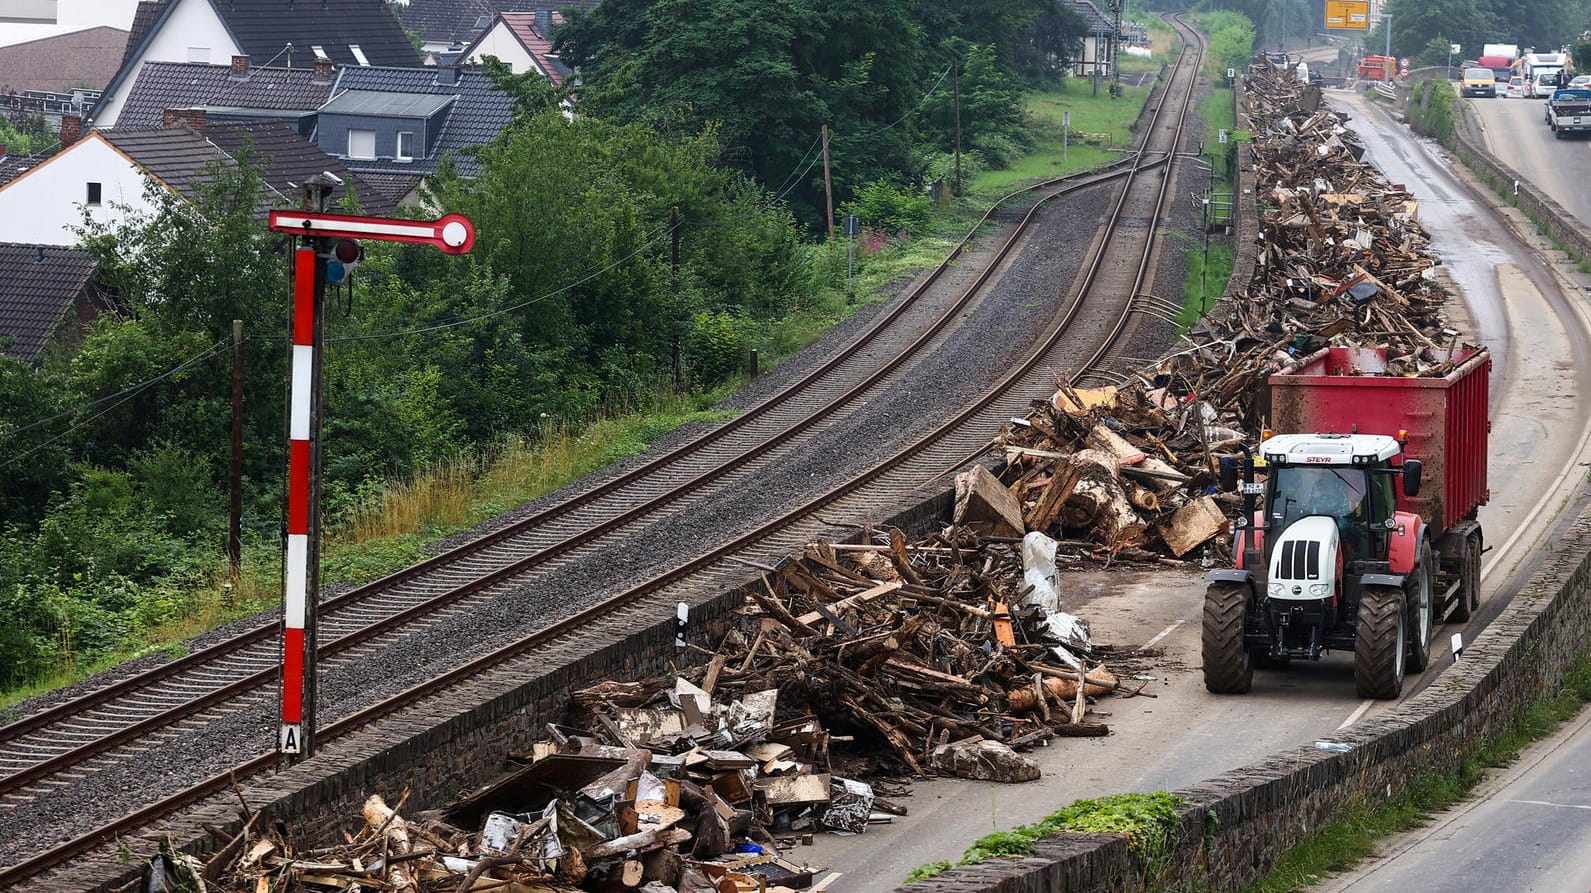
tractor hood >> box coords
[1267,515,1339,601]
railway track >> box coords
[0,14,1205,888]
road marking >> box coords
[1338,699,1374,730]
[1143,620,1183,649]
[1506,798,1591,811]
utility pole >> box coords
[228,318,244,580]
[670,206,682,391]
[952,61,962,195]
[821,124,835,240]
[1383,13,1393,83]
[1110,0,1123,98]
[1093,28,1102,96]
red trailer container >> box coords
[1359,54,1397,80]
[1268,345,1490,535]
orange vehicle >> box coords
[1358,54,1396,80]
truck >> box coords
[1522,52,1570,97]
[1202,345,1490,699]
[1546,87,1591,135]
[1482,43,1519,63]
[1475,55,1516,80]
[1358,55,1397,81]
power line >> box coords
[0,337,232,468]
[835,62,954,143]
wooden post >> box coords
[228,318,244,579]
[671,206,682,390]
[953,62,962,195]
[821,124,835,240]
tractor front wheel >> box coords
[1356,584,1407,699]
[1406,541,1436,673]
[1202,582,1253,694]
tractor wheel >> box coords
[1449,533,1483,622]
[1406,542,1436,673]
[1356,584,1407,699]
[1202,582,1253,694]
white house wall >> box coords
[92,0,237,128]
[465,24,536,75]
[0,136,162,245]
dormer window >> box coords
[347,129,375,160]
[396,131,414,161]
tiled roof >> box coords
[204,120,397,215]
[327,65,515,177]
[0,26,129,93]
[0,244,99,364]
[122,1,164,70]
[492,13,569,86]
[0,153,46,188]
[1071,0,1115,32]
[118,61,336,128]
[101,126,237,200]
[398,0,597,46]
[218,0,421,68]
[351,171,422,207]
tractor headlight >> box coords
[1309,582,1332,596]
[1269,581,1286,597]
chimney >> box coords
[230,54,250,77]
[535,9,552,37]
[162,107,207,133]
[0,143,8,158]
[312,58,335,82]
[59,114,81,148]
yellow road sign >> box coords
[1325,0,1370,30]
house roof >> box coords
[0,153,46,188]
[0,244,99,364]
[101,126,236,199]
[117,60,337,128]
[469,12,569,86]
[0,26,129,93]
[398,0,597,46]
[203,120,398,215]
[122,1,165,70]
[353,171,423,207]
[327,65,516,177]
[212,0,422,68]
[322,89,457,117]
[1070,0,1114,32]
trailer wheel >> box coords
[1406,542,1436,673]
[1202,582,1253,694]
[1356,585,1406,699]
[1449,534,1483,622]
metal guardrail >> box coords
[1374,81,1398,100]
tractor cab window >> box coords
[1271,466,1367,532]
[1367,469,1398,523]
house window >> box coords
[188,46,210,63]
[396,131,414,161]
[347,129,376,160]
[349,44,370,66]
[86,182,102,206]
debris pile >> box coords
[988,56,1472,559]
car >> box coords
[1571,74,1591,88]
[1505,75,1526,97]
[1461,67,1497,97]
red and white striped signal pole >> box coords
[269,183,475,759]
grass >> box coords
[1246,653,1591,892]
[1177,88,1239,331]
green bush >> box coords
[841,181,934,236]
[684,310,751,385]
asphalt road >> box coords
[795,90,1591,891]
[1466,90,1591,221]
[1298,92,1591,891]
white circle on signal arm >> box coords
[441,220,468,246]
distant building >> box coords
[0,26,127,92]
[116,55,339,132]
[458,12,570,84]
[92,0,420,129]
[394,0,598,57]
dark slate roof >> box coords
[122,1,165,70]
[0,244,99,363]
[1071,0,1114,32]
[118,60,337,128]
[217,0,421,68]
[204,120,397,214]
[326,65,515,177]
[0,153,46,188]
[352,171,422,207]
[0,26,129,93]
[398,0,598,46]
[101,127,237,200]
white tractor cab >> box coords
[1206,431,1433,698]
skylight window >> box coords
[311,45,329,61]
[349,44,370,66]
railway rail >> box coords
[0,14,1205,888]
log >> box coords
[1005,676,1116,711]
[585,827,692,860]
[1159,495,1228,557]
[362,795,414,893]
[953,464,1025,538]
[1061,450,1146,545]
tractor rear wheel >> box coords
[1449,534,1483,622]
[1355,584,1407,699]
[1202,582,1253,694]
[1406,542,1436,673]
